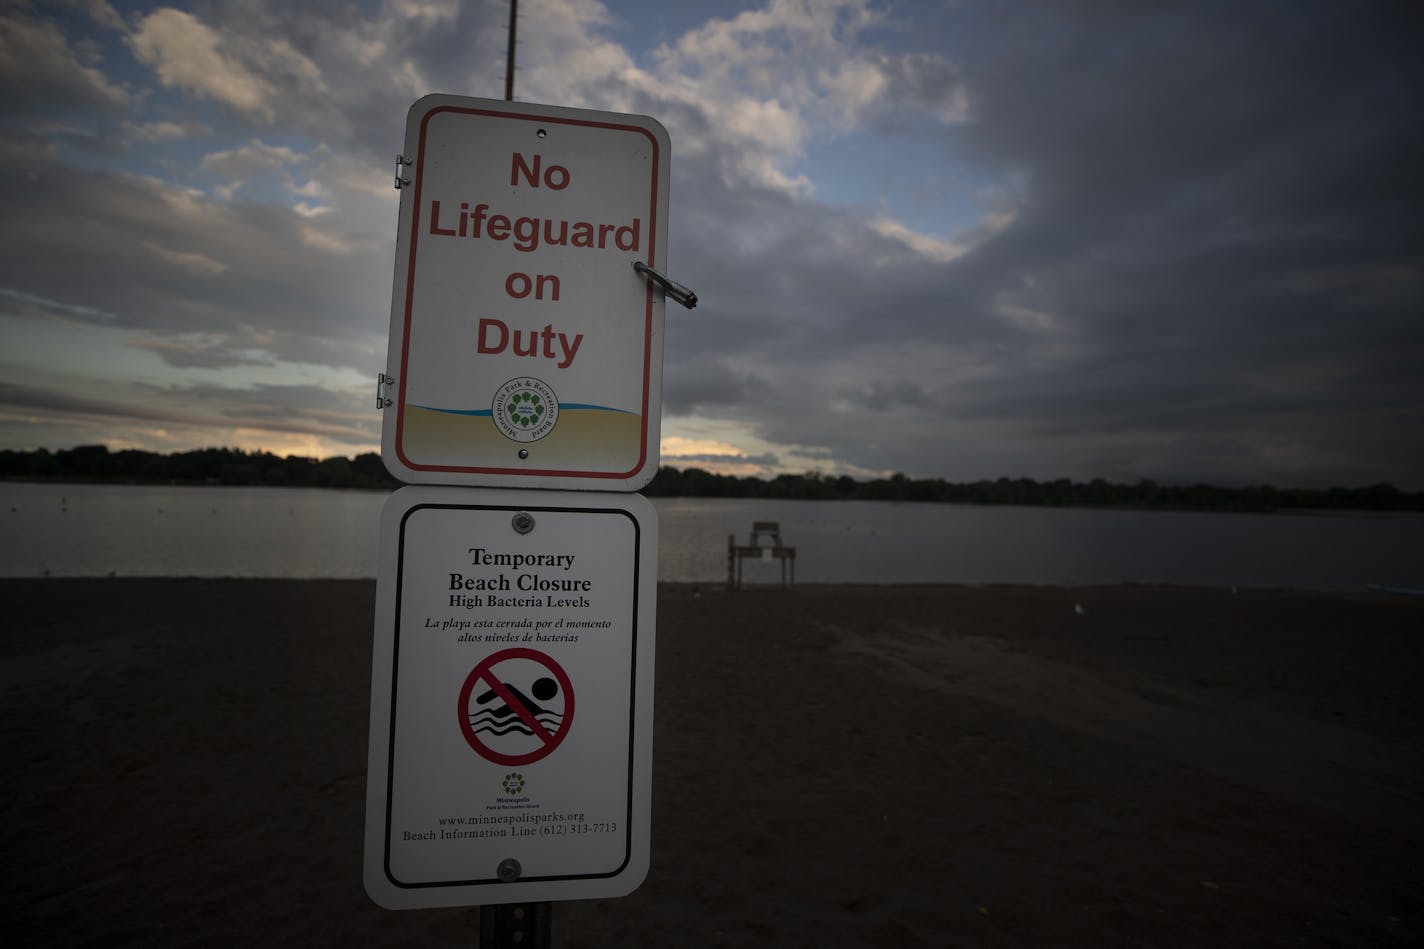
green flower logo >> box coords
[502,772,525,795]
[505,391,545,428]
[491,377,559,443]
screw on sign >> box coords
[458,648,575,766]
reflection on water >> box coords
[2,482,1421,589]
[2,483,382,579]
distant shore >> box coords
[3,579,1421,946]
[6,445,1422,512]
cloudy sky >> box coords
[2,0,1420,488]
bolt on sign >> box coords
[364,486,657,908]
[381,95,671,490]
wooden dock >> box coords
[727,521,796,589]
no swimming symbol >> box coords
[457,647,575,766]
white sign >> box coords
[364,485,656,909]
[381,95,671,490]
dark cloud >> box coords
[663,451,780,468]
[0,5,129,116]
[1,1,1419,486]
[0,380,175,423]
[0,143,391,371]
[651,1,1424,486]
[125,336,278,370]
[0,377,379,449]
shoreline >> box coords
[3,579,1420,946]
[6,471,1424,514]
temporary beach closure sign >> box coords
[381,95,671,490]
[364,485,656,909]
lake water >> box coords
[2,482,1421,589]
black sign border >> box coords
[382,501,642,889]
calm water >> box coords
[2,482,1421,589]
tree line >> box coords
[0,445,399,490]
[1,445,1419,512]
[644,467,1421,511]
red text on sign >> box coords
[505,272,560,301]
[427,202,641,255]
[510,153,570,190]
[477,318,583,368]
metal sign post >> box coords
[481,900,549,948]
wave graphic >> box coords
[412,403,630,416]
[469,709,563,737]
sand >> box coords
[2,579,1421,947]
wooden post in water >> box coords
[727,532,736,589]
[727,522,796,590]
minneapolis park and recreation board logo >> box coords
[492,376,559,443]
[502,772,525,795]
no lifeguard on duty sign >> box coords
[379,95,671,491]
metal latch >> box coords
[632,261,697,309]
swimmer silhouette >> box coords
[476,676,559,719]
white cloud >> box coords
[199,140,343,210]
[297,222,355,255]
[292,178,325,198]
[868,216,968,263]
[994,296,1059,334]
[649,0,955,138]
[388,59,430,97]
[120,120,209,145]
[126,7,325,123]
[321,150,404,202]
[127,9,271,117]
[864,202,1017,265]
[512,0,966,204]
[140,240,229,276]
[81,1,126,32]
[126,333,268,368]
[661,435,749,459]
[200,140,304,179]
[382,0,461,24]
[0,287,120,325]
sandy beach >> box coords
[2,579,1421,947]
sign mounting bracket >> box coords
[632,261,696,309]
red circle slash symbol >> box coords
[457,648,575,766]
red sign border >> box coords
[393,103,663,481]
